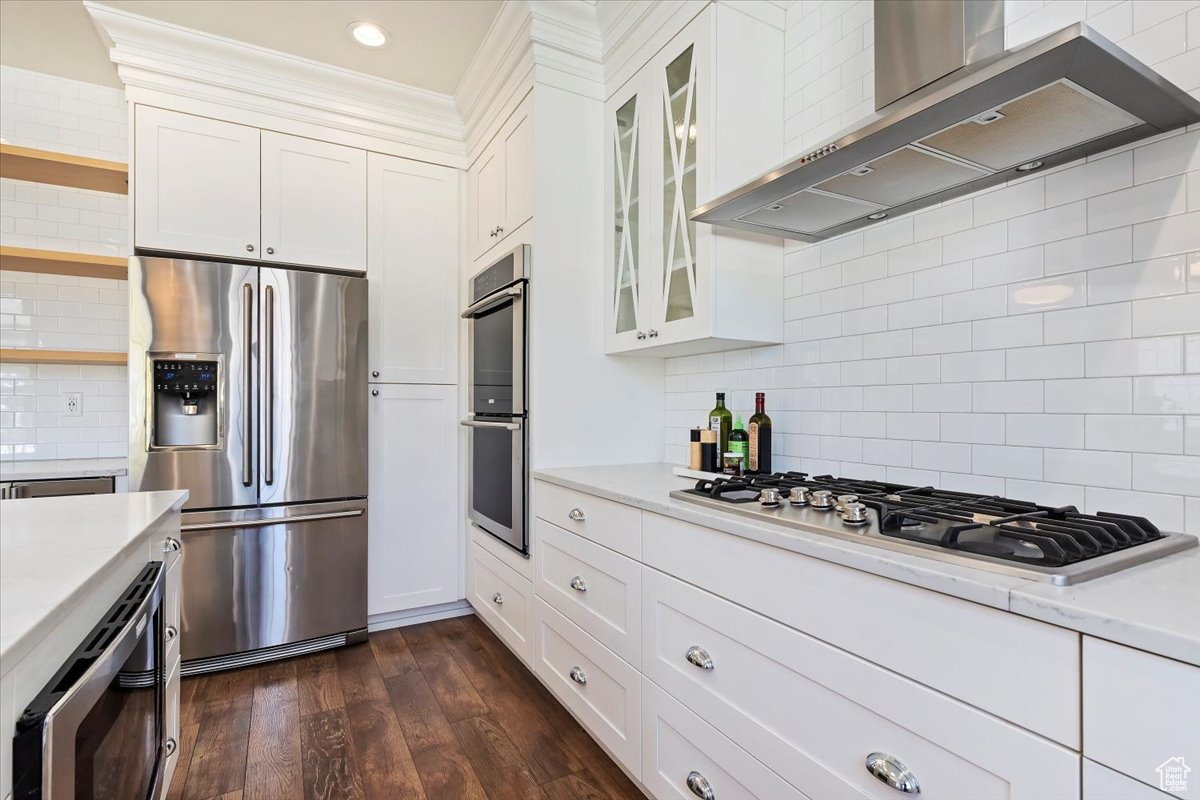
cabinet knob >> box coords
[568,507,586,521]
[165,737,178,756]
[648,329,659,338]
[372,370,380,378]
[636,331,647,340]
[371,389,379,397]
[162,537,181,553]
[166,625,178,641]
[245,244,255,252]
[266,247,275,255]
[496,226,504,235]
[686,645,714,670]
[865,752,920,794]
[569,666,588,685]
[569,575,588,592]
[686,771,715,800]
[492,592,504,605]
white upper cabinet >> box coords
[469,93,534,262]
[604,6,785,357]
[368,383,460,616]
[261,132,366,272]
[135,106,261,260]
[367,153,459,384]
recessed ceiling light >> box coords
[348,21,388,48]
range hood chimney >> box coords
[693,0,1200,242]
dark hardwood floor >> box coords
[167,614,643,800]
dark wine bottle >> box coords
[729,415,749,470]
[748,392,772,474]
[708,392,732,455]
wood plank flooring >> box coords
[168,615,643,800]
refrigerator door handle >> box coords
[241,282,254,487]
[264,283,275,486]
[180,509,363,532]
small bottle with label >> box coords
[729,416,749,469]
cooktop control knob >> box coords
[810,490,835,510]
[759,488,782,507]
[841,502,870,525]
[789,487,810,506]
[836,494,859,513]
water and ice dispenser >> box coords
[151,357,220,448]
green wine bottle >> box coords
[708,392,732,455]
[729,416,749,472]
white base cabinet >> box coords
[367,384,460,616]
[469,541,534,665]
[604,4,784,356]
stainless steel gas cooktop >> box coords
[671,472,1196,585]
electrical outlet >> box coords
[63,392,82,417]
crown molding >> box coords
[84,1,467,165]
[598,0,707,99]
[456,1,604,162]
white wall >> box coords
[0,65,130,461]
[665,0,1200,534]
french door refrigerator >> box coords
[129,256,368,674]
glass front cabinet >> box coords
[604,5,785,356]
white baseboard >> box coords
[367,599,474,632]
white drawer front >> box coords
[535,519,641,666]
[1084,759,1175,800]
[163,653,182,788]
[534,480,641,559]
[165,559,181,666]
[643,678,807,800]
[533,597,641,776]
[1083,637,1200,800]
[642,511,1081,748]
[643,567,1079,800]
[469,542,533,665]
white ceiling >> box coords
[0,0,502,95]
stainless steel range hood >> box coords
[692,0,1200,242]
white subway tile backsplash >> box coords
[912,322,972,354]
[942,286,1008,323]
[1085,487,1185,531]
[973,380,1044,412]
[972,314,1043,350]
[1043,303,1132,343]
[1134,130,1200,183]
[913,382,973,411]
[887,296,941,330]
[863,274,913,307]
[1087,174,1189,232]
[1045,150,1132,207]
[1007,413,1086,448]
[862,216,913,254]
[863,384,911,411]
[1133,211,1200,259]
[913,200,973,241]
[913,260,972,299]
[1133,375,1200,414]
[1131,293,1200,336]
[1132,452,1200,496]
[1004,478,1086,509]
[973,246,1043,288]
[912,440,972,472]
[941,350,1005,382]
[1009,202,1086,248]
[885,354,940,384]
[1044,447,1131,489]
[943,221,1008,262]
[1085,336,1185,376]
[886,412,940,440]
[1045,377,1133,413]
[1087,414,1185,453]
[863,437,911,466]
[887,238,942,275]
[1044,227,1132,276]
[973,178,1045,226]
[1087,255,1188,304]
[1006,343,1085,380]
[1008,272,1087,315]
[972,444,1043,479]
[941,412,1006,444]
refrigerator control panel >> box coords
[154,360,218,397]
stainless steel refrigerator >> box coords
[129,256,368,674]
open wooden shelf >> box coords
[0,246,127,280]
[0,144,128,194]
[0,349,127,366]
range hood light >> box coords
[867,212,888,220]
[767,204,784,211]
[850,165,875,176]
[1016,160,1045,172]
[973,110,1006,125]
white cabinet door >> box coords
[470,144,505,260]
[260,131,367,272]
[501,95,533,236]
[367,153,459,384]
[134,106,260,260]
[368,384,460,616]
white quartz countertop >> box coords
[0,458,128,482]
[532,463,1200,665]
[0,490,187,672]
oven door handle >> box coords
[461,284,523,318]
[460,418,523,431]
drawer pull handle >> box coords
[569,666,588,685]
[686,645,714,671]
[569,575,588,592]
[492,592,504,605]
[568,507,586,521]
[686,771,714,800]
[162,537,182,553]
[165,625,178,641]
[865,752,920,794]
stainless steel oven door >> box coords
[461,416,527,554]
[463,281,526,417]
[42,565,166,800]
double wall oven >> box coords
[462,245,529,555]
[13,564,169,800]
